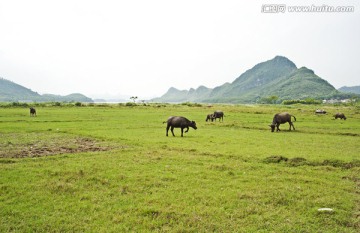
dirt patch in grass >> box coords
[263,155,288,163]
[0,133,111,158]
[263,155,360,169]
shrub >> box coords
[282,99,322,105]
[11,102,29,107]
[125,102,137,107]
[180,102,203,107]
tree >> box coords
[130,96,138,103]
[269,95,279,104]
[259,95,279,104]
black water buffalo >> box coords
[213,111,224,122]
[206,114,214,122]
[30,107,36,117]
[334,113,346,120]
[269,112,296,132]
[164,116,197,137]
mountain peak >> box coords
[153,56,347,103]
[168,87,179,92]
[298,66,314,74]
[272,56,297,69]
[231,55,297,87]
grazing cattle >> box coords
[269,112,296,132]
[315,109,327,114]
[164,116,197,137]
[213,111,224,122]
[334,113,346,120]
[30,107,36,117]
[206,114,214,122]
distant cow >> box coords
[269,112,296,132]
[315,109,327,114]
[164,116,197,137]
[334,113,346,120]
[212,111,224,122]
[206,114,214,122]
[30,107,36,117]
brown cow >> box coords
[30,107,36,117]
[269,112,296,132]
[334,113,346,120]
[213,111,224,122]
[205,114,214,122]
[164,116,197,137]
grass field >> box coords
[0,103,359,232]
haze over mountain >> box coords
[0,78,93,102]
[153,56,355,103]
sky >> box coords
[0,0,359,100]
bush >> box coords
[125,102,137,107]
[180,102,203,107]
[11,102,29,107]
[282,99,322,105]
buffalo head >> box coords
[269,124,276,132]
[191,121,198,130]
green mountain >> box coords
[153,56,352,103]
[0,78,42,102]
[0,78,93,102]
[338,86,360,94]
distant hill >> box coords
[0,77,42,102]
[41,93,93,102]
[153,56,354,103]
[0,78,93,102]
[338,86,360,94]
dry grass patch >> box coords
[0,132,110,158]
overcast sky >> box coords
[0,0,359,99]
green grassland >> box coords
[0,103,359,232]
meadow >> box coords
[0,103,359,232]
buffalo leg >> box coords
[166,125,170,136]
[171,126,175,136]
[180,128,184,137]
[289,122,295,130]
[276,124,281,131]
